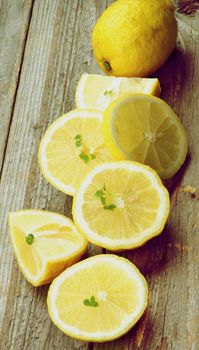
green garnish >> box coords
[75,135,96,163]
[104,89,114,97]
[79,152,90,164]
[83,295,99,307]
[74,134,83,147]
[104,204,116,211]
[95,186,117,211]
[25,233,35,245]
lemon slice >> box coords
[76,73,161,111]
[102,94,188,179]
[9,210,87,286]
[73,161,169,250]
[47,254,148,342]
[38,110,112,196]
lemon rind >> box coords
[47,254,148,342]
[72,161,170,251]
[38,109,103,196]
[9,210,88,286]
[102,94,188,179]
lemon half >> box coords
[103,94,188,179]
[38,110,112,196]
[73,161,170,250]
[47,254,148,342]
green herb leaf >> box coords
[95,190,104,198]
[100,196,106,205]
[90,295,95,304]
[104,89,114,97]
[75,135,83,147]
[83,296,99,307]
[79,153,90,164]
[90,154,96,160]
[83,299,91,306]
[93,301,99,307]
[75,140,82,147]
[75,134,82,141]
[25,233,35,245]
[104,204,116,211]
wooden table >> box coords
[0,1,198,349]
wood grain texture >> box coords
[0,0,34,172]
[0,0,198,349]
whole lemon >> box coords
[92,0,178,77]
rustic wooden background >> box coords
[0,1,198,349]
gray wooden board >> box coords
[0,0,34,171]
[0,1,198,349]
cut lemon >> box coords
[102,94,188,179]
[38,110,112,196]
[47,254,148,342]
[9,210,87,286]
[75,73,161,112]
[73,161,170,250]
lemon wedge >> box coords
[9,210,87,286]
[76,74,161,111]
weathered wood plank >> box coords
[0,0,199,349]
[0,0,34,171]
[93,9,199,350]
[0,0,108,349]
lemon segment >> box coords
[73,161,170,250]
[75,73,161,111]
[38,110,112,196]
[9,210,88,286]
[102,94,188,179]
[47,254,148,342]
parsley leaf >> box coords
[25,233,35,245]
[95,186,117,211]
[79,153,90,164]
[83,295,99,307]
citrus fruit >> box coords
[9,210,87,286]
[92,0,178,77]
[73,161,170,250]
[75,73,161,111]
[102,94,188,179]
[47,254,148,342]
[38,110,112,196]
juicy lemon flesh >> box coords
[9,211,87,286]
[73,162,170,250]
[103,95,188,179]
[76,74,161,111]
[48,255,148,341]
[82,170,160,239]
[39,111,112,196]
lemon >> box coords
[9,210,87,286]
[102,94,188,179]
[73,161,169,250]
[38,110,112,196]
[75,73,161,111]
[92,0,178,77]
[47,254,148,342]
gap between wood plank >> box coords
[0,0,35,181]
